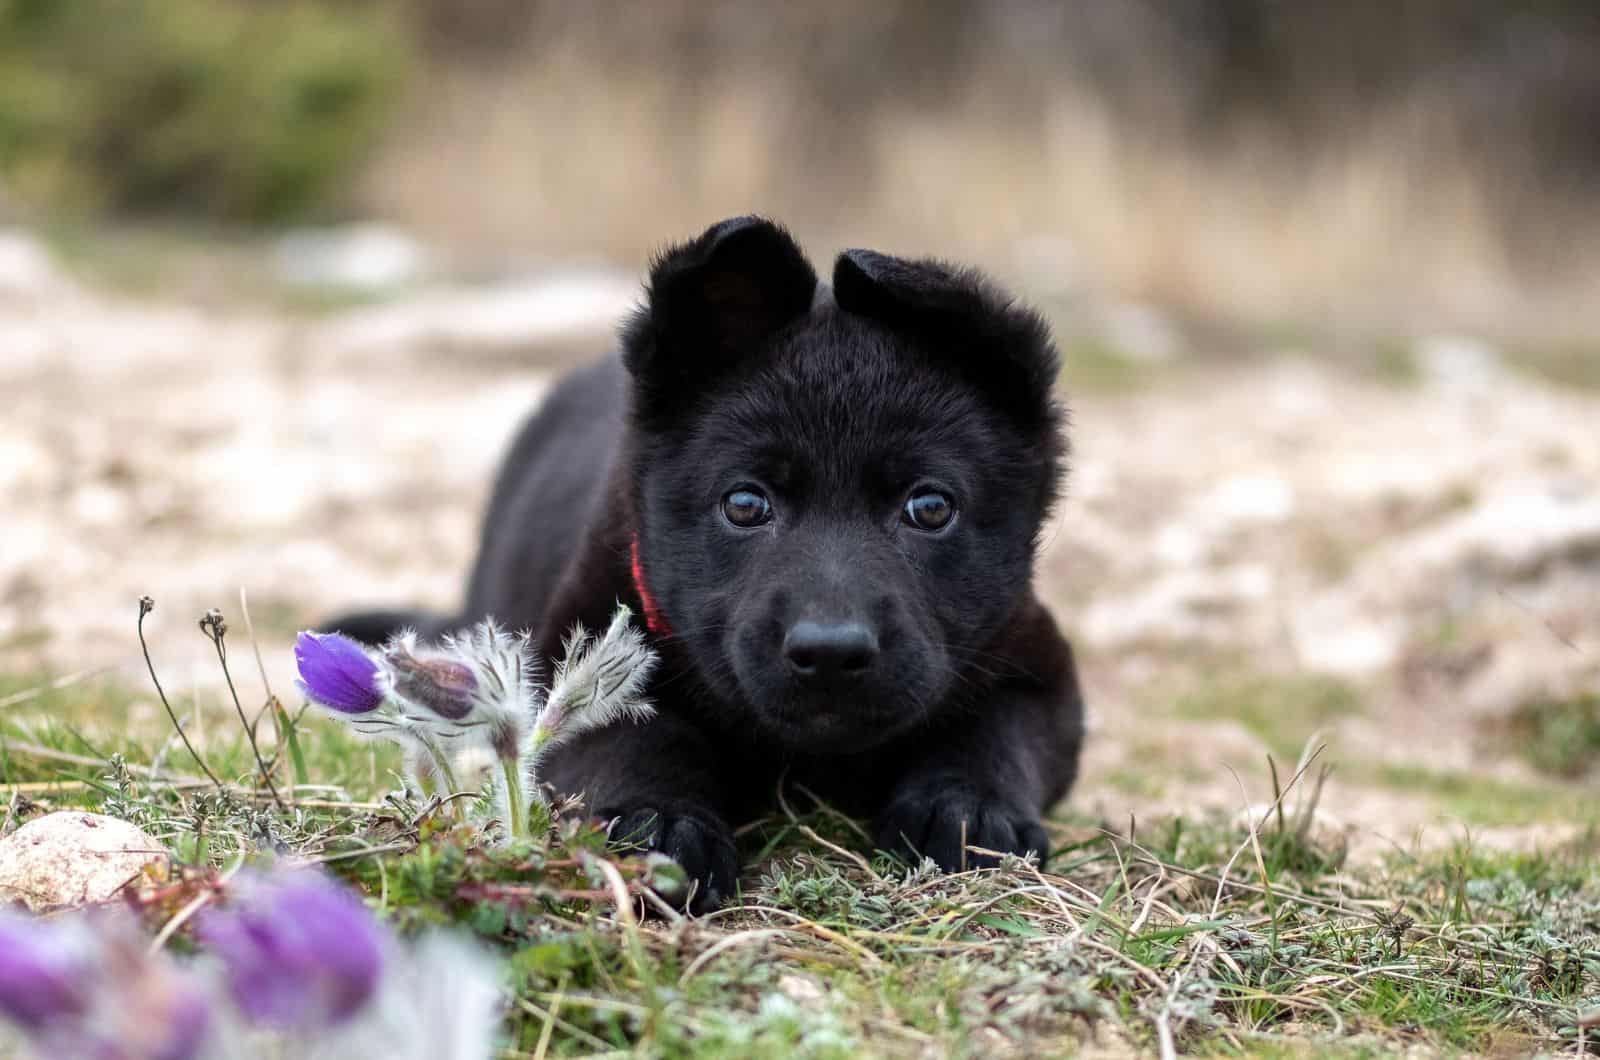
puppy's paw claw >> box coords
[874,777,1049,872]
[606,804,737,912]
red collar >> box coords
[629,535,671,637]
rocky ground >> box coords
[3,228,1596,864]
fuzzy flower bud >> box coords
[385,647,478,721]
[295,631,386,715]
[293,611,655,841]
[532,605,657,760]
[430,621,540,745]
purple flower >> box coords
[145,981,210,1060]
[111,953,212,1060]
[0,914,87,1031]
[199,871,384,1030]
[0,911,211,1060]
[295,631,385,715]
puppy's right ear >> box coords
[622,217,816,411]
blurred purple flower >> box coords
[199,871,384,1030]
[111,940,212,1060]
[295,631,385,715]
[0,910,211,1060]
[147,984,210,1060]
[0,914,87,1031]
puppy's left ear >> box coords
[833,250,1059,431]
[624,216,817,413]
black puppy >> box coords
[332,217,1085,907]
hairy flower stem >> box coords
[500,757,527,839]
[415,733,461,817]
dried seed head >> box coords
[199,608,227,642]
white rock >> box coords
[0,435,51,493]
[0,812,167,911]
[1415,334,1504,393]
[1149,475,1296,569]
[313,271,637,360]
[1401,489,1600,581]
[1293,615,1403,677]
[1079,565,1274,646]
[1206,474,1296,525]
[70,483,128,526]
[0,230,67,299]
[776,974,827,1007]
[274,223,427,291]
[1153,522,1207,566]
[1102,301,1180,363]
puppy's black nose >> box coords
[784,620,879,678]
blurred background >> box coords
[2,1,1596,852]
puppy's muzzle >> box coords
[782,619,879,680]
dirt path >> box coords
[4,234,1596,861]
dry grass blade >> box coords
[5,630,1596,1057]
[586,852,638,930]
[1226,764,1275,915]
[677,928,787,985]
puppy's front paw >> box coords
[605,803,737,912]
[875,775,1049,871]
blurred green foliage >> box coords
[0,0,407,223]
[1510,692,1600,778]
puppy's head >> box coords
[623,217,1064,753]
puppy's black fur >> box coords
[331,218,1085,907]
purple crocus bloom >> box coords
[295,631,385,714]
[0,914,87,1031]
[199,871,384,1029]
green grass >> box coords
[1374,763,1600,828]
[1,663,1597,1057]
[1173,671,1363,759]
[0,0,408,223]
[1510,344,1600,391]
[37,221,417,313]
[1058,337,1158,392]
[1105,766,1169,798]
[1370,338,1421,387]
[0,670,151,739]
[1506,692,1600,779]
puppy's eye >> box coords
[903,489,955,532]
[721,487,773,528]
